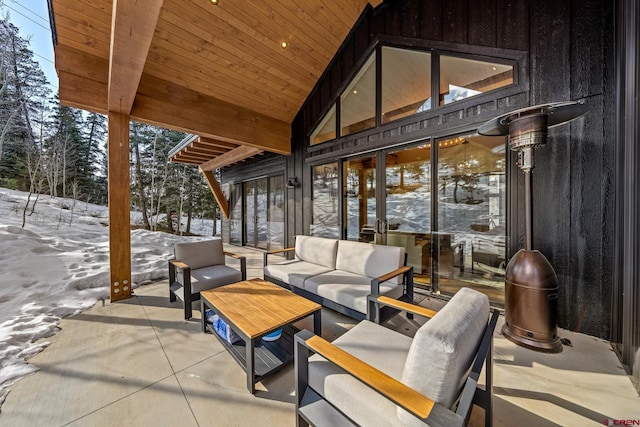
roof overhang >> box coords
[49,0,383,169]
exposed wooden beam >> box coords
[200,170,230,219]
[133,74,291,154]
[54,46,291,155]
[108,111,132,302]
[108,0,163,114]
[197,137,240,150]
[199,146,263,172]
[58,71,108,114]
[171,157,200,165]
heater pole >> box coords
[524,170,532,250]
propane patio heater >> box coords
[478,100,589,353]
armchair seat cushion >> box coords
[303,270,404,314]
[264,260,333,289]
[307,320,411,427]
[190,265,243,293]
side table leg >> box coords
[246,338,256,393]
[313,309,322,336]
[201,301,206,332]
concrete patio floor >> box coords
[1,246,638,426]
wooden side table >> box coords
[201,279,322,393]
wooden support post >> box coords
[108,112,132,301]
[200,169,230,219]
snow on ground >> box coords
[0,188,217,408]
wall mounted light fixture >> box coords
[287,177,298,188]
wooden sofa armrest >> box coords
[376,265,411,283]
[263,246,295,266]
[296,331,435,420]
[224,251,247,280]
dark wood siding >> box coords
[221,0,616,341]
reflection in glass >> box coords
[268,175,285,250]
[436,133,507,304]
[440,56,513,105]
[256,178,268,250]
[229,183,242,245]
[310,104,336,145]
[341,54,376,136]
[244,181,256,247]
[384,144,431,282]
[382,47,431,123]
[344,156,376,241]
[311,163,340,238]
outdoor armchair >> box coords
[168,239,246,319]
[294,287,498,427]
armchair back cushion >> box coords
[174,239,225,270]
[335,240,405,285]
[399,287,490,423]
[294,235,339,269]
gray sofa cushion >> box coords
[335,240,405,285]
[398,287,490,425]
[175,239,225,270]
[308,320,412,427]
[294,235,339,269]
[264,259,333,289]
[303,270,404,314]
[190,265,242,293]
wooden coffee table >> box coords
[200,279,321,393]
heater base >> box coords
[502,323,563,353]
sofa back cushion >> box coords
[398,287,490,421]
[294,235,339,269]
[335,241,405,285]
[174,239,225,270]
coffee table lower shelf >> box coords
[205,323,297,380]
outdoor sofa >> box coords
[295,287,498,427]
[263,235,414,320]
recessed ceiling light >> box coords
[281,40,288,49]
[210,0,219,4]
[353,90,358,94]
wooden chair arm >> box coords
[304,334,435,420]
[223,251,243,259]
[376,265,411,283]
[169,259,189,270]
[224,252,247,280]
[376,295,437,319]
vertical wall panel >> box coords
[529,0,573,330]
[468,0,497,47]
[442,0,468,44]
[496,0,529,50]
[420,0,443,41]
[400,1,420,38]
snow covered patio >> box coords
[0,246,638,426]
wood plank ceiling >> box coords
[50,0,382,169]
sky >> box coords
[1,0,59,91]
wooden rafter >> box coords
[108,0,163,114]
[199,146,263,172]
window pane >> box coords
[436,133,507,304]
[311,163,340,238]
[382,47,431,123]
[229,183,242,245]
[268,175,285,250]
[341,55,376,136]
[343,156,376,241]
[385,144,432,281]
[310,104,336,145]
[440,56,513,105]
